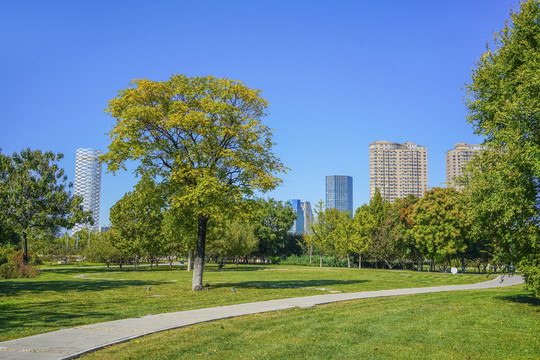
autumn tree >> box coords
[386,195,423,270]
[463,0,540,295]
[102,75,285,290]
[0,149,90,264]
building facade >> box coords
[288,199,305,234]
[445,142,483,190]
[73,148,102,233]
[301,201,313,235]
[369,140,428,203]
[325,175,353,214]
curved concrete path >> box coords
[0,275,524,360]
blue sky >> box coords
[0,0,521,227]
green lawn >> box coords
[80,285,539,360]
[0,265,495,341]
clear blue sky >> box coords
[0,0,521,227]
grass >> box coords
[0,264,495,341]
[80,285,540,360]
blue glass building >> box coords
[287,199,305,234]
[325,175,353,215]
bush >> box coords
[0,245,17,265]
[12,250,42,266]
[0,263,40,279]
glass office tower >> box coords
[325,175,353,215]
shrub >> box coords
[12,250,42,266]
[0,263,40,279]
[0,245,17,265]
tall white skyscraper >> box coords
[73,148,102,233]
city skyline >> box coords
[0,0,520,227]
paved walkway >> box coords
[0,275,524,360]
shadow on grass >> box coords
[41,267,185,276]
[0,279,167,296]
[497,293,540,307]
[0,300,116,341]
[211,279,369,289]
[209,266,270,272]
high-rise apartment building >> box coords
[445,142,483,189]
[369,140,428,203]
[73,148,102,233]
[325,175,353,214]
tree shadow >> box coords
[0,279,167,296]
[496,293,540,307]
[209,266,270,272]
[0,299,118,341]
[41,267,184,276]
[211,279,369,289]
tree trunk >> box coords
[319,251,322,267]
[347,254,350,268]
[309,245,313,265]
[187,249,192,272]
[192,214,209,291]
[22,232,29,265]
[134,255,139,271]
[358,251,362,269]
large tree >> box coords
[102,74,285,290]
[464,0,540,295]
[0,149,90,264]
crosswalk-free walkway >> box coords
[0,275,524,360]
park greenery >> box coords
[0,265,501,342]
[0,1,538,302]
[80,285,539,360]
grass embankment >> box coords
[1,265,494,341]
[81,285,539,360]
